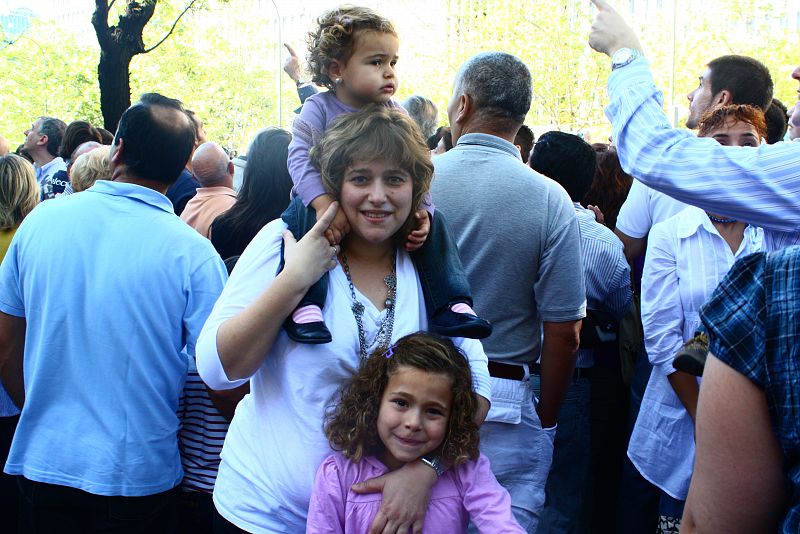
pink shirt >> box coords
[179,186,236,238]
[307,453,524,534]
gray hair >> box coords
[402,95,438,139]
[454,52,532,124]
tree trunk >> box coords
[98,47,133,132]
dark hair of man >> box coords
[514,125,535,163]
[59,121,102,161]
[426,126,452,151]
[97,127,114,145]
[113,93,194,184]
[454,52,532,131]
[707,55,773,111]
[210,128,293,259]
[764,98,788,144]
[185,109,201,142]
[38,117,67,158]
[529,131,597,203]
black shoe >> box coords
[673,332,707,376]
[284,319,332,344]
[430,308,493,339]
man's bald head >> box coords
[0,135,9,157]
[67,141,103,177]
[192,142,233,188]
[112,93,195,184]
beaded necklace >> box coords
[706,213,738,224]
[340,249,397,362]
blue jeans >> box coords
[470,377,556,533]
[616,347,660,534]
[280,198,472,315]
[531,374,591,534]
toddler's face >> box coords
[334,31,399,108]
[376,365,452,470]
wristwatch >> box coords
[611,48,641,70]
[295,79,307,87]
[420,454,445,477]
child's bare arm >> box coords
[405,209,430,252]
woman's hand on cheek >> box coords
[351,460,436,534]
[282,202,341,288]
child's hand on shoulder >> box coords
[312,194,351,245]
[405,209,430,252]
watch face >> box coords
[613,49,632,65]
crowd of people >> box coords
[0,0,799,532]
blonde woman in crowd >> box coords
[0,154,39,259]
[70,146,110,193]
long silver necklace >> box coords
[340,249,397,361]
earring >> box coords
[335,78,342,85]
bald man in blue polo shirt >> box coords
[0,93,227,532]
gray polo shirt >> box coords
[431,133,586,364]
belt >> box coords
[487,361,590,381]
[487,361,529,381]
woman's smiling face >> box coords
[339,158,413,246]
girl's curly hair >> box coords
[307,5,396,91]
[324,332,480,468]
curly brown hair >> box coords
[310,105,433,241]
[697,104,767,140]
[307,5,396,90]
[324,332,480,467]
[584,143,633,230]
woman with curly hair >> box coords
[308,332,522,533]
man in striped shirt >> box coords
[589,0,800,253]
[530,131,632,533]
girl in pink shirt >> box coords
[307,332,523,534]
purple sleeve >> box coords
[305,455,347,534]
[457,454,525,534]
[288,95,328,206]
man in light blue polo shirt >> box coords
[0,93,227,531]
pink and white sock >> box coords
[450,302,477,317]
[292,305,324,324]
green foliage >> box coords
[1,0,798,150]
[0,19,101,146]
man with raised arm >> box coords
[589,0,800,252]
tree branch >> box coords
[142,0,198,54]
[92,0,112,49]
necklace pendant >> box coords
[384,274,396,290]
[352,301,365,315]
[385,298,394,308]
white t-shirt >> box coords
[615,180,689,238]
[196,220,492,533]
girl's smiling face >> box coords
[376,365,452,470]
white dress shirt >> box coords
[628,207,762,499]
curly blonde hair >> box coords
[307,5,396,90]
[325,332,480,468]
[310,105,433,242]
